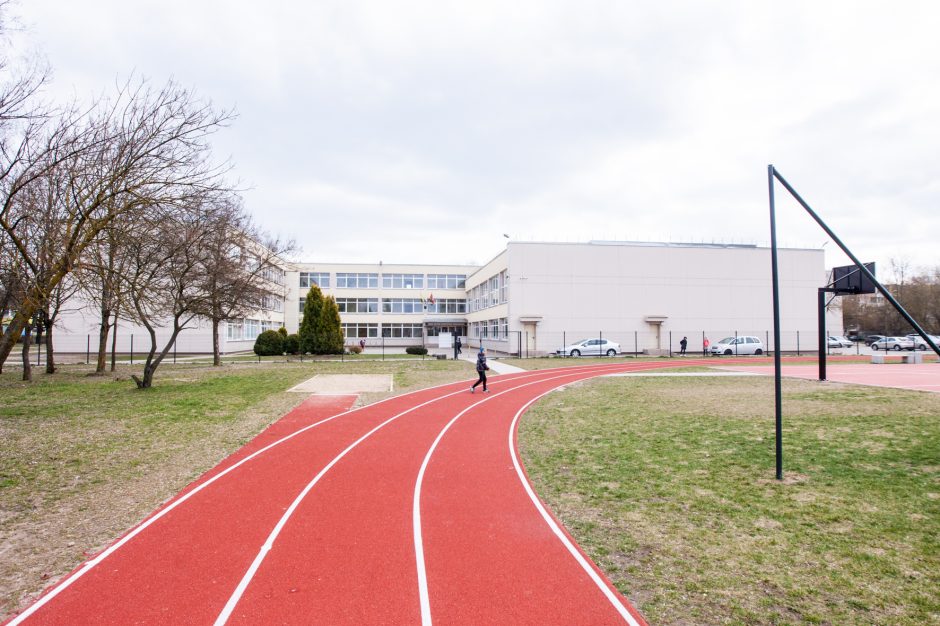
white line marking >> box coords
[508,392,644,626]
[412,365,640,626]
[12,362,635,625]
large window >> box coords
[382,273,424,289]
[381,323,423,338]
[382,298,424,314]
[300,272,330,289]
[244,319,261,341]
[427,274,466,289]
[336,298,379,313]
[426,299,467,314]
[227,320,243,341]
[336,273,378,288]
[499,318,508,338]
[261,295,283,312]
[342,323,379,338]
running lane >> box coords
[7,361,721,625]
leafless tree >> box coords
[196,194,295,366]
[0,77,234,371]
[122,197,227,388]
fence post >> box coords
[86,335,90,365]
[173,339,177,364]
[599,330,603,357]
[130,334,134,365]
[668,331,672,357]
[797,330,800,356]
[634,331,638,358]
[766,330,770,355]
[562,331,566,357]
[382,335,385,361]
[734,330,739,356]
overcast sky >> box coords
[10,1,940,275]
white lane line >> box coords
[215,363,629,626]
[213,381,493,625]
[508,392,644,626]
[412,365,632,626]
[12,363,634,626]
[8,379,483,626]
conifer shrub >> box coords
[253,329,284,356]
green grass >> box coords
[519,375,940,625]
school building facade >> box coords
[49,240,838,356]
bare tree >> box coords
[0,78,234,371]
[122,197,226,388]
[196,194,295,366]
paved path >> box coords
[717,361,940,393]
[8,362,690,625]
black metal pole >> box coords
[772,167,940,357]
[818,288,827,381]
[768,164,784,481]
[130,334,134,366]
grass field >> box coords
[519,373,940,625]
[3,359,938,624]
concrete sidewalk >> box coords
[458,354,527,374]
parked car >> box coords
[870,336,914,351]
[827,336,853,348]
[864,335,885,346]
[709,335,764,356]
[556,338,620,357]
[905,334,940,350]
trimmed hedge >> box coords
[253,329,284,356]
[405,346,428,355]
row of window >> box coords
[342,323,424,338]
[298,298,467,314]
[468,270,508,312]
[226,318,278,342]
[299,272,467,290]
[470,318,509,339]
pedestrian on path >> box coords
[471,347,489,393]
[679,336,687,355]
[703,336,710,356]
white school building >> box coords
[49,240,839,357]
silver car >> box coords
[556,338,620,357]
[827,336,853,348]
[870,336,914,351]
[709,335,764,356]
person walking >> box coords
[471,347,489,393]
[679,336,688,355]
[703,336,710,357]
[456,336,462,356]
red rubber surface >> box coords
[7,362,739,626]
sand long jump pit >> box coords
[287,374,393,394]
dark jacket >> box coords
[476,352,488,372]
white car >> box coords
[827,336,853,348]
[709,335,764,356]
[556,338,620,357]
[905,334,939,350]
[870,336,914,351]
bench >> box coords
[871,352,922,364]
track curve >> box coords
[8,359,742,625]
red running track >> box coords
[6,361,731,626]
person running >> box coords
[471,347,490,393]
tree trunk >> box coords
[44,318,56,374]
[110,310,119,372]
[95,301,112,373]
[0,311,32,372]
[212,318,222,366]
[21,326,32,382]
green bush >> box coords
[284,333,300,355]
[253,329,284,356]
[277,326,288,339]
[405,346,428,355]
